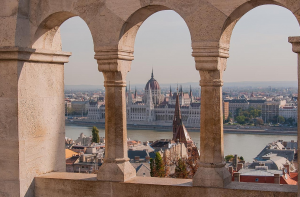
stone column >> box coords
[96,49,136,182]
[0,47,70,197]
[288,37,300,196]
[192,42,231,187]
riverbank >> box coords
[65,120,297,136]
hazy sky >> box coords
[61,5,300,86]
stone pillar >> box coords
[192,42,231,187]
[288,37,300,197]
[233,173,240,182]
[0,47,70,196]
[96,49,136,182]
[274,174,280,184]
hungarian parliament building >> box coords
[87,70,201,128]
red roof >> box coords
[66,156,79,165]
[281,173,298,185]
[282,107,295,109]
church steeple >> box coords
[173,91,182,140]
[172,91,192,144]
[174,92,181,121]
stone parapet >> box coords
[35,172,297,197]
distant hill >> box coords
[222,81,297,88]
[65,85,104,91]
[65,81,297,91]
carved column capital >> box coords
[192,42,229,87]
[192,41,229,71]
[95,48,133,87]
[289,37,300,53]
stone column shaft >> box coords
[288,37,300,197]
[96,49,136,182]
[192,42,231,187]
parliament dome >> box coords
[145,70,160,91]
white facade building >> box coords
[279,106,298,122]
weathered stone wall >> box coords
[0,60,20,197]
[18,61,66,196]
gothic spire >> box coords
[129,81,131,92]
[170,85,172,97]
[190,85,192,97]
[180,85,183,95]
[151,68,154,79]
[135,87,137,98]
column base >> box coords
[97,161,136,182]
[193,166,231,188]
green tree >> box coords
[225,155,234,162]
[175,158,188,179]
[235,108,242,117]
[239,156,244,161]
[255,118,264,126]
[150,158,156,177]
[155,152,165,177]
[278,116,285,124]
[236,116,246,124]
[150,152,165,177]
[286,117,295,126]
[91,126,100,143]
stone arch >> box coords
[32,11,93,51]
[118,5,192,53]
[220,1,300,47]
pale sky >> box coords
[61,5,300,86]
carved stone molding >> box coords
[289,37,300,53]
[192,42,229,59]
[95,48,134,69]
[0,47,71,63]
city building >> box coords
[228,141,298,185]
[279,106,298,123]
[224,99,249,116]
[87,71,201,127]
[223,101,229,120]
[262,100,286,123]
[71,101,89,115]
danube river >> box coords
[66,124,297,163]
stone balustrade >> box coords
[35,172,297,197]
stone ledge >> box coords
[35,172,297,197]
[0,47,71,63]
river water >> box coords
[65,124,297,163]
